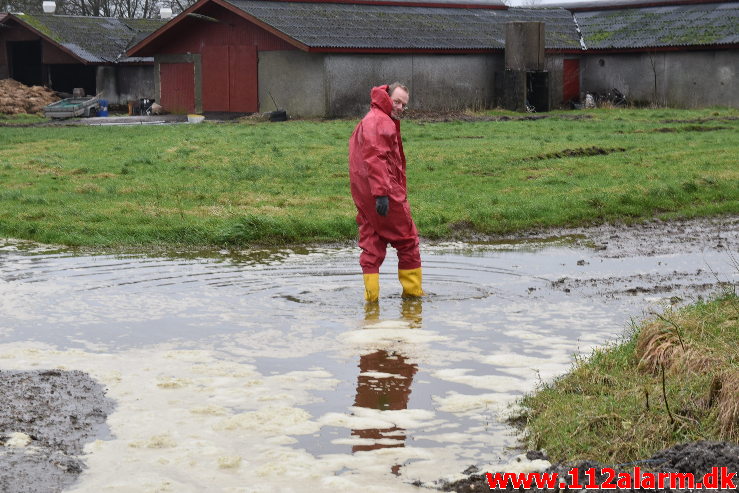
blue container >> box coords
[98,99,109,117]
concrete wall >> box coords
[581,49,738,108]
[544,54,564,109]
[258,50,326,117]
[324,53,502,117]
[96,65,156,106]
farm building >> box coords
[127,0,738,116]
[571,1,738,108]
[2,0,736,115]
[126,0,583,116]
[0,12,164,104]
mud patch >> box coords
[550,270,731,299]
[482,215,739,259]
[434,441,739,492]
[648,125,730,133]
[0,369,114,493]
[524,146,626,161]
[661,116,739,124]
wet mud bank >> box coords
[0,370,114,493]
[465,215,739,300]
[435,441,739,492]
[496,215,738,258]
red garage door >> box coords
[229,45,258,113]
[202,46,229,112]
[563,59,580,104]
[160,62,195,114]
[202,45,258,113]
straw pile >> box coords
[0,78,60,115]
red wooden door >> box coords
[202,46,230,112]
[160,62,195,114]
[229,45,258,113]
[563,59,580,103]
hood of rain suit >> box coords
[348,85,407,201]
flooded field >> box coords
[0,217,736,492]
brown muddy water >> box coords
[0,217,737,493]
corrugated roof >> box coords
[13,14,163,63]
[224,0,582,49]
[554,0,692,11]
[575,2,739,48]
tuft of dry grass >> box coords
[715,370,739,440]
[636,317,717,375]
[636,300,738,441]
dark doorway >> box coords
[48,65,97,95]
[527,71,549,112]
[9,40,42,86]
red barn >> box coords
[128,0,739,116]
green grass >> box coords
[516,291,739,463]
[0,107,737,247]
[0,113,47,125]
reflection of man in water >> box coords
[351,300,422,475]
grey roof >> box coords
[370,0,505,5]
[574,2,739,49]
[12,14,164,63]
[552,0,683,10]
[225,0,582,49]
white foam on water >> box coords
[4,432,32,448]
[432,391,510,414]
[319,406,439,431]
[0,342,429,493]
[499,454,552,474]
[339,326,449,359]
[330,437,405,446]
[432,368,526,392]
[359,371,407,379]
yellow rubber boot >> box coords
[398,268,424,297]
[363,273,380,302]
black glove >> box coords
[375,196,389,216]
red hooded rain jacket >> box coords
[349,85,420,274]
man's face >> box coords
[390,87,409,120]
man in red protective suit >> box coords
[349,83,424,302]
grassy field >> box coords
[0,107,737,247]
[516,290,739,463]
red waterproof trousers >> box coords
[348,85,421,274]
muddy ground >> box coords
[0,370,114,493]
[0,216,736,492]
[434,441,739,492]
[445,215,739,301]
